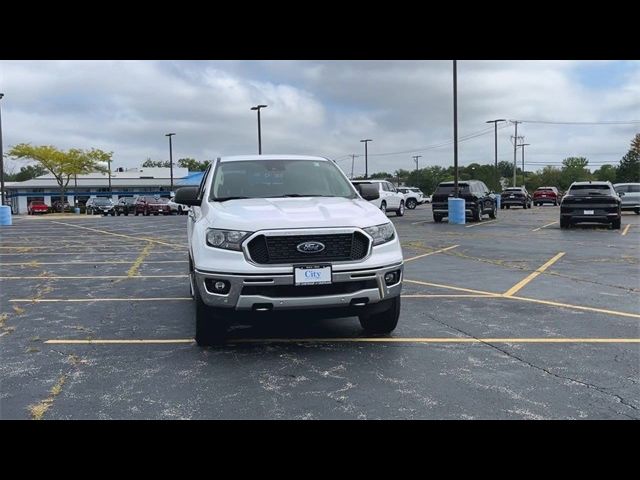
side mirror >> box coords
[618,191,625,196]
[174,186,201,206]
[354,183,380,201]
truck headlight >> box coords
[206,229,252,251]
[364,223,395,246]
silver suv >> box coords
[175,155,404,345]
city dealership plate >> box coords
[294,265,332,286]
[584,210,594,215]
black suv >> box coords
[431,180,497,222]
[560,181,622,229]
[501,187,533,209]
[115,197,136,216]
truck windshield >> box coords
[210,159,357,201]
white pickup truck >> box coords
[175,155,404,345]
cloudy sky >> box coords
[1,60,638,176]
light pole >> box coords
[0,93,5,206]
[350,154,357,179]
[251,105,268,154]
[165,133,176,191]
[518,143,530,187]
[486,119,506,174]
[453,60,459,198]
[360,139,372,179]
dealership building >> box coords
[4,167,204,214]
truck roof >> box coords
[219,155,330,163]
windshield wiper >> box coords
[213,196,252,202]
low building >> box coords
[5,167,190,214]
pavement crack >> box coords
[426,314,640,419]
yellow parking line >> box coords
[622,224,631,236]
[532,221,558,232]
[0,275,188,280]
[50,220,188,248]
[10,297,192,303]
[404,245,459,262]
[44,337,640,345]
[404,278,497,296]
[503,252,565,297]
[506,295,640,320]
[0,260,187,266]
[465,220,498,228]
[402,294,501,298]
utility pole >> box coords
[360,139,372,179]
[251,105,268,154]
[453,60,459,198]
[412,155,422,173]
[511,121,521,187]
[107,156,112,194]
[350,154,357,179]
[518,143,530,187]
[486,119,506,174]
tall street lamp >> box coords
[518,143,530,187]
[165,133,176,191]
[360,139,372,179]
[453,61,459,198]
[0,93,5,206]
[251,105,268,154]
[485,119,506,174]
[412,155,422,174]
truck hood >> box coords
[206,197,389,231]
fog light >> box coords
[204,279,230,294]
[384,271,399,285]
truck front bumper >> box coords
[194,262,403,311]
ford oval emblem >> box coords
[296,241,325,253]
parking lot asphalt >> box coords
[1,206,639,419]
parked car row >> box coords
[84,196,191,216]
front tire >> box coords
[474,206,482,222]
[194,283,228,346]
[406,198,417,209]
[489,203,497,219]
[612,217,621,230]
[380,201,387,214]
[359,297,400,334]
[396,201,405,217]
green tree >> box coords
[142,158,171,168]
[560,157,591,189]
[538,165,563,188]
[593,164,618,183]
[8,144,110,212]
[177,158,210,171]
[616,134,640,183]
[5,164,47,181]
[369,171,393,180]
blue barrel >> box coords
[74,207,80,214]
[448,197,466,224]
[495,194,501,209]
[0,205,12,226]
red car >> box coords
[27,201,49,215]
[134,196,171,216]
[533,187,560,206]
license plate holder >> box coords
[294,265,332,286]
[584,210,594,215]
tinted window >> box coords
[629,185,640,193]
[210,159,357,200]
[569,184,612,195]
[435,183,470,194]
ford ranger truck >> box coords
[175,155,404,346]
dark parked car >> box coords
[431,180,497,222]
[501,187,532,209]
[533,186,560,206]
[114,197,137,216]
[86,197,115,216]
[560,181,622,229]
[51,200,71,212]
[134,196,171,216]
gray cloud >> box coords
[1,60,638,176]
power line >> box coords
[511,119,640,125]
